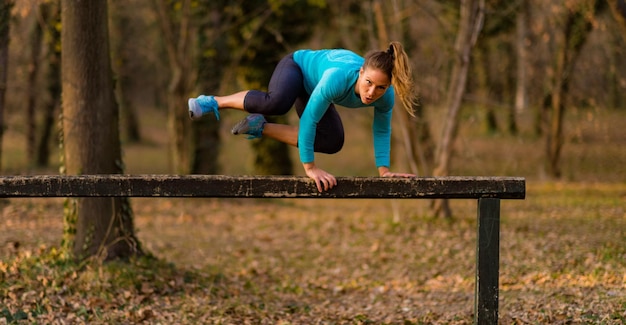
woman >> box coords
[188,41,418,192]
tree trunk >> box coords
[544,1,597,178]
[0,0,13,172]
[153,0,195,174]
[608,0,626,42]
[110,0,141,143]
[192,4,225,175]
[36,0,61,168]
[373,0,434,176]
[61,0,141,261]
[607,33,623,110]
[432,0,485,218]
[252,116,293,175]
[514,0,530,114]
[26,8,43,166]
[473,45,498,134]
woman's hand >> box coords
[304,162,337,192]
[378,166,415,178]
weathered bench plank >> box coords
[0,175,525,199]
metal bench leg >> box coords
[475,198,500,324]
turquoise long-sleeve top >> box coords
[293,49,394,168]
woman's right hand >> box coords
[303,162,337,192]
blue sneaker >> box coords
[231,114,267,139]
[188,95,220,120]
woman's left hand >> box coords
[381,171,415,178]
[378,167,415,178]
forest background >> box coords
[1,0,625,323]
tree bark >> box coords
[432,0,485,218]
[61,0,141,261]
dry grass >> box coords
[1,107,625,323]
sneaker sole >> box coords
[188,98,201,120]
[231,118,248,135]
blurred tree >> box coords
[25,3,44,165]
[36,0,61,167]
[110,0,141,143]
[608,0,626,110]
[0,0,13,171]
[371,0,434,176]
[471,0,519,135]
[433,0,485,218]
[191,1,228,174]
[326,0,372,51]
[153,0,196,174]
[607,29,625,110]
[226,0,326,175]
[542,0,603,178]
[514,0,530,116]
[608,0,626,42]
[61,0,141,260]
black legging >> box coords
[243,53,344,155]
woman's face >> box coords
[356,67,390,105]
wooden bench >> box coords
[0,175,525,324]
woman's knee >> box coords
[315,133,344,154]
[264,94,295,115]
[244,90,294,115]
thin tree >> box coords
[61,0,141,261]
[471,0,519,135]
[25,4,44,166]
[515,0,530,115]
[36,0,61,167]
[109,0,141,143]
[191,2,226,174]
[372,0,433,176]
[153,0,196,174]
[608,0,626,42]
[432,0,485,218]
[0,0,14,172]
[543,0,601,178]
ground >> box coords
[1,107,625,324]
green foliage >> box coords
[60,198,77,260]
[482,0,519,36]
[232,1,326,82]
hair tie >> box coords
[386,44,395,59]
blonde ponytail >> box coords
[364,41,419,116]
[388,42,418,116]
